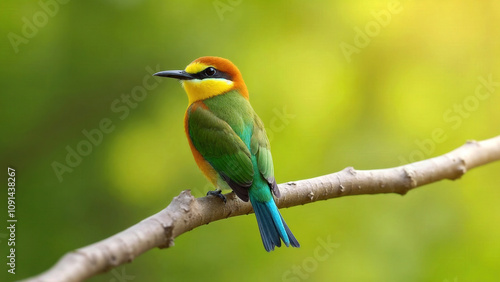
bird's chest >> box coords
[203,92,254,144]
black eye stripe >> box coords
[191,67,232,81]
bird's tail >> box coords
[250,196,300,252]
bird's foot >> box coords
[206,189,226,203]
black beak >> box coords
[153,70,194,80]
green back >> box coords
[187,90,278,201]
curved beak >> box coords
[153,70,194,80]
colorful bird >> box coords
[154,56,299,252]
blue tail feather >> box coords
[250,196,300,252]
[279,213,300,248]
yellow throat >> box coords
[182,62,234,105]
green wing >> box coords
[188,104,254,201]
[251,114,280,197]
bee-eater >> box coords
[154,56,299,252]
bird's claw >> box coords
[206,189,226,203]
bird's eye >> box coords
[205,67,216,76]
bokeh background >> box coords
[1,0,500,281]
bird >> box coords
[153,56,300,252]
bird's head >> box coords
[154,56,248,105]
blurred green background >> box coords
[1,0,500,281]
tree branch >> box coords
[27,136,500,281]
